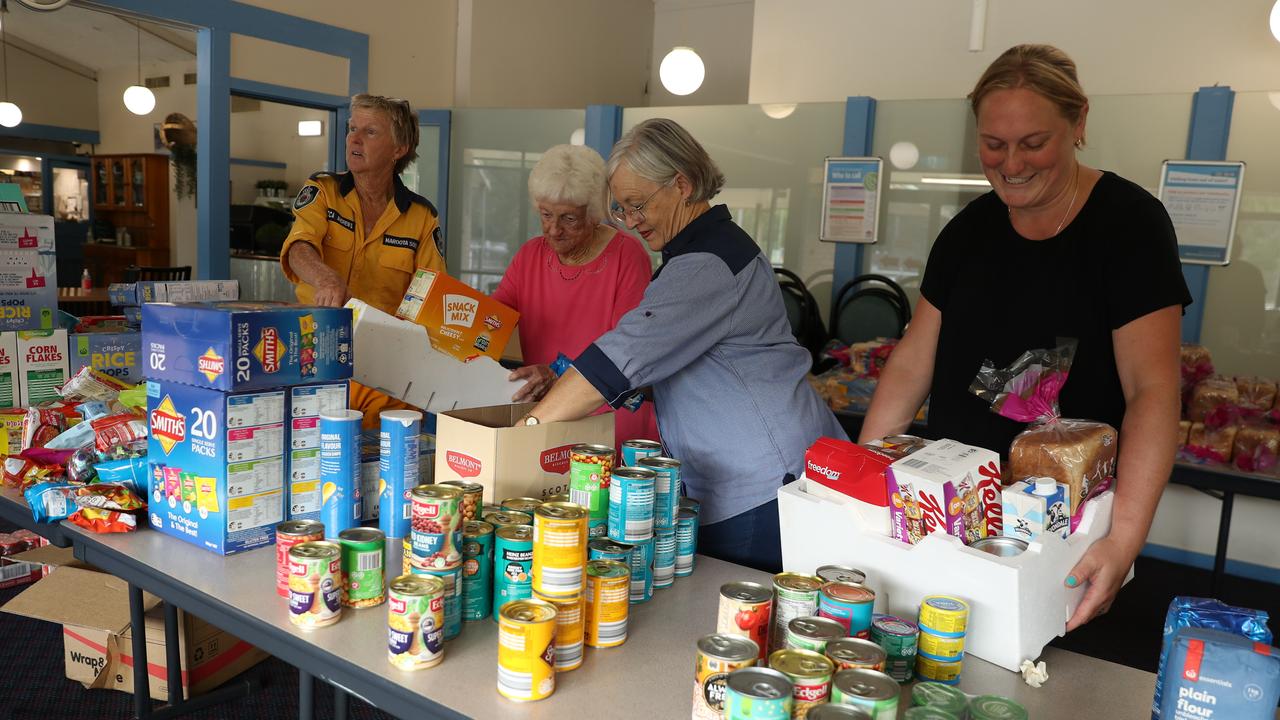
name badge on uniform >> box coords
[383,234,419,252]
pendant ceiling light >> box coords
[122,19,155,115]
[0,1,22,128]
[659,47,704,96]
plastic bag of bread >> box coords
[1180,344,1215,400]
[1234,377,1278,412]
[1232,422,1279,475]
[969,342,1117,514]
[1183,422,1238,465]
[1178,420,1191,448]
[1187,376,1239,423]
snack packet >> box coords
[71,482,145,512]
[92,456,148,495]
[24,482,78,522]
[68,507,137,533]
[58,367,132,403]
[4,454,64,488]
[90,414,148,454]
[22,407,66,452]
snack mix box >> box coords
[141,303,352,392]
[394,269,519,362]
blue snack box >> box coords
[142,302,353,391]
[146,379,285,555]
[107,283,137,307]
[285,382,350,522]
[70,331,142,384]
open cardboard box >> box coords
[2,545,267,699]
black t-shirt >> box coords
[919,171,1192,455]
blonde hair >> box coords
[607,118,725,203]
[349,94,419,174]
[969,44,1089,135]
[527,145,608,223]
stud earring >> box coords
[1073,138,1083,149]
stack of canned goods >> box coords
[460,520,494,622]
[606,460,656,604]
[677,497,700,574]
[568,444,614,538]
[408,485,465,640]
[915,595,969,685]
[869,614,919,682]
[637,455,681,588]
[493,523,534,619]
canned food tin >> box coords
[532,591,584,671]
[338,527,386,608]
[500,497,543,515]
[637,456,681,530]
[825,637,887,672]
[917,628,965,662]
[276,520,324,598]
[319,410,363,537]
[629,536,654,604]
[786,616,847,654]
[584,559,629,648]
[969,536,1028,558]
[831,668,900,720]
[378,409,422,539]
[417,565,461,640]
[387,574,445,670]
[770,572,824,654]
[918,596,969,637]
[967,695,1028,720]
[815,564,867,586]
[809,705,874,720]
[461,520,494,622]
[903,708,959,720]
[495,524,534,585]
[680,496,701,514]
[484,510,532,529]
[439,480,484,521]
[718,581,773,661]
[818,582,876,637]
[769,648,834,718]
[544,493,571,504]
[675,507,698,576]
[652,528,676,588]
[621,438,663,467]
[482,502,503,517]
[724,667,794,720]
[910,681,968,714]
[914,655,962,685]
[607,466,656,543]
[402,537,412,576]
[496,599,557,702]
[568,444,613,537]
[531,502,588,597]
[588,537,635,563]
[693,633,759,720]
[410,485,463,571]
[288,541,343,629]
[870,615,919,658]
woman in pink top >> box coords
[494,144,660,449]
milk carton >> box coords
[16,329,67,406]
[0,214,56,331]
[887,439,1000,544]
[1002,477,1069,542]
[0,332,17,407]
[285,382,349,522]
[69,331,142,385]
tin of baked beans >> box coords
[493,524,534,619]
[917,628,965,663]
[532,590,584,671]
[693,633,760,720]
[675,507,698,576]
[637,455,681,530]
[621,438,664,467]
[902,707,960,720]
[914,655,962,685]
[629,536,654,604]
[386,574,445,670]
[484,510,532,529]
[808,705,874,720]
[500,496,543,515]
[815,564,867,586]
[769,648,834,718]
[416,565,462,640]
[588,537,635,564]
[969,536,1028,558]
[496,598,557,702]
[870,615,919,657]
[439,480,484,521]
[967,695,1028,720]
[718,581,773,661]
[531,502,588,597]
[786,616,847,655]
[338,527,386,608]
[585,559,629,648]
[825,637,888,673]
[818,582,876,638]
[910,681,968,714]
[831,668,900,720]
[652,528,676,588]
[276,520,324,598]
[410,485,462,571]
[724,667,794,720]
[378,409,421,539]
[569,444,614,538]
[607,466,656,543]
[461,520,494,622]
[918,596,969,637]
[288,541,343,629]
[770,572,824,654]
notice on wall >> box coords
[820,157,882,244]
[1158,160,1245,266]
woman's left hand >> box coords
[1064,535,1139,631]
[510,364,557,402]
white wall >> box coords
[650,0,753,106]
[229,100,330,198]
[749,0,1280,103]
[5,43,97,130]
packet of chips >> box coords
[67,507,137,533]
[58,367,132,403]
[24,481,78,522]
[90,414,148,454]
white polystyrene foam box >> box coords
[779,474,1131,671]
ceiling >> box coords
[3,2,194,78]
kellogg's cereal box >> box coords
[886,440,1000,546]
[394,269,519,363]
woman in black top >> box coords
[860,44,1191,630]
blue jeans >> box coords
[697,476,792,574]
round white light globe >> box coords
[761,103,797,119]
[659,47,705,96]
[1271,0,1280,43]
[123,85,156,116]
[569,128,586,146]
[0,102,22,128]
[889,141,920,170]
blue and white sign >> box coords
[821,157,883,243]
[1158,160,1245,265]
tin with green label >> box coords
[903,708,960,720]
[967,695,1028,720]
[911,681,968,715]
[338,527,386,608]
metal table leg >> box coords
[334,684,349,720]
[299,669,315,720]
[164,602,185,707]
[130,583,153,720]
[1212,490,1234,598]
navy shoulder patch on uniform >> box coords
[433,226,445,257]
[308,170,338,181]
[293,185,319,211]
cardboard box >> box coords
[109,280,241,308]
[142,302,352,392]
[434,403,613,503]
[70,330,142,385]
[146,379,285,554]
[357,429,434,521]
[886,439,1000,545]
[348,299,520,412]
[394,268,519,362]
[285,382,350,522]
[16,328,68,406]
[2,550,267,700]
[0,407,22,456]
[0,213,56,331]
[0,331,17,407]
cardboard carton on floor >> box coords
[1,546,266,699]
[434,403,613,503]
[394,269,519,362]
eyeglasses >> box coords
[610,184,668,226]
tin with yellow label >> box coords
[533,590,584,671]
[915,655,963,685]
[531,502,587,598]
[386,574,445,670]
[496,599,557,702]
[918,596,969,637]
[288,541,343,629]
[769,648,835,719]
[585,559,629,648]
[693,633,759,720]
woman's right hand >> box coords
[510,364,557,402]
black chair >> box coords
[774,268,827,369]
[125,265,193,282]
[830,274,911,345]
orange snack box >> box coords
[394,269,520,363]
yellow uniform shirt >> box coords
[280,171,446,316]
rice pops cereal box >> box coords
[285,382,349,522]
[147,379,285,554]
[141,302,352,392]
[887,439,1000,545]
[0,213,56,331]
[1158,627,1280,720]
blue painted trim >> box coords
[230,157,287,169]
[228,78,350,110]
[0,123,99,145]
[197,28,231,281]
[584,105,622,160]
[831,97,878,319]
[418,110,451,240]
[333,107,349,173]
[1178,86,1235,343]
[39,162,52,219]
[1142,542,1280,586]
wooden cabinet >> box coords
[88,154,170,284]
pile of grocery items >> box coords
[808,338,927,422]
[1177,343,1279,475]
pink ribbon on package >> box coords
[996,368,1068,424]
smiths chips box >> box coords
[70,331,141,385]
[142,303,352,392]
[395,269,519,362]
[284,382,349,522]
[0,214,56,331]
[146,379,285,554]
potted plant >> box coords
[255,179,273,198]
[160,113,197,201]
